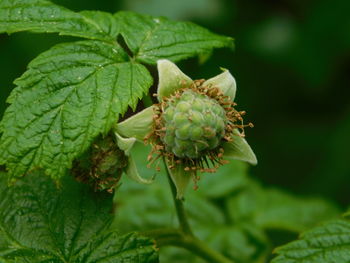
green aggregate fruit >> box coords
[161,89,227,159]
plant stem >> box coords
[144,228,235,263]
[164,157,193,236]
[159,158,235,263]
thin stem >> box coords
[159,158,235,263]
[163,157,193,236]
[144,228,235,263]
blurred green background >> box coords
[1,0,349,209]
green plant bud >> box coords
[175,123,192,140]
[212,104,226,118]
[173,112,188,125]
[190,126,203,140]
[172,146,185,158]
[207,136,220,149]
[194,141,208,151]
[190,111,203,125]
[181,91,195,101]
[72,134,127,191]
[185,147,198,159]
[203,127,216,138]
[192,98,204,111]
[164,132,176,146]
[176,101,191,112]
[175,138,192,150]
[216,119,225,133]
[203,112,217,127]
[161,89,227,159]
[163,107,175,122]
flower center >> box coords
[161,89,227,159]
[146,79,252,174]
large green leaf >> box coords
[114,11,233,64]
[227,180,339,233]
[0,0,117,41]
[272,216,350,263]
[0,40,152,180]
[0,172,158,262]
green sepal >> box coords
[115,106,155,141]
[223,129,257,165]
[114,132,136,156]
[166,160,194,199]
[157,59,192,101]
[203,69,236,100]
[114,132,154,184]
[125,156,154,184]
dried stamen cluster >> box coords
[72,134,127,192]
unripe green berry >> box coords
[161,89,227,159]
[163,107,175,122]
[176,101,191,112]
[173,113,188,125]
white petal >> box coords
[115,106,154,142]
[203,69,236,100]
[157,59,192,101]
[223,129,257,165]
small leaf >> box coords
[223,129,258,165]
[0,172,158,262]
[0,40,152,180]
[80,10,119,39]
[114,11,234,64]
[272,218,350,263]
[0,0,117,41]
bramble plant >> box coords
[0,1,348,263]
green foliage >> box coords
[1,1,347,262]
[114,11,233,64]
[113,143,339,263]
[0,172,158,262]
[0,40,151,180]
[0,0,116,41]
[227,180,340,233]
[0,0,232,181]
[272,215,350,263]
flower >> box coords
[115,60,257,199]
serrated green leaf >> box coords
[114,11,233,64]
[0,172,158,263]
[0,0,118,41]
[227,180,340,233]
[0,40,153,180]
[79,10,120,39]
[272,218,350,263]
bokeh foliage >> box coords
[1,0,349,205]
[0,0,349,261]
